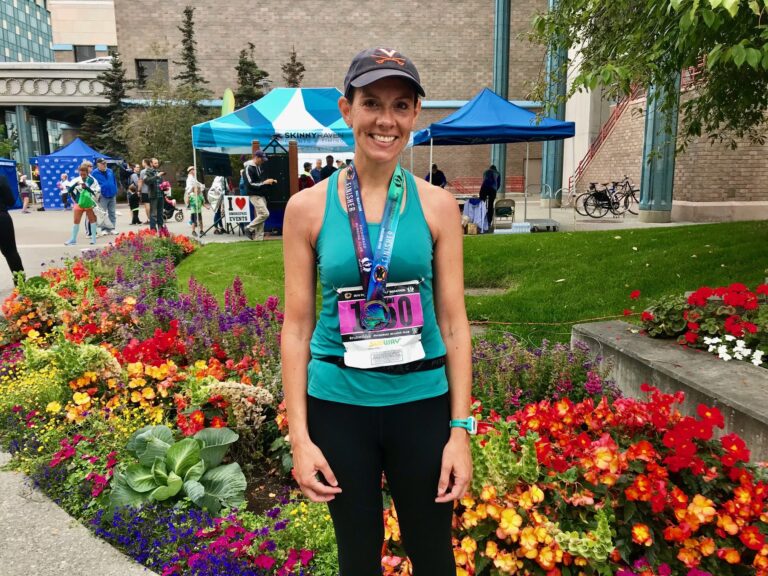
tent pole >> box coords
[524,142,529,221]
[429,138,433,181]
[191,127,198,177]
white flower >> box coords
[703,336,721,346]
[753,357,764,367]
[752,350,764,366]
[725,334,736,342]
[734,352,744,361]
[707,345,717,353]
[736,339,746,348]
[717,345,732,362]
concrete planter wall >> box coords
[572,320,768,463]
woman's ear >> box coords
[338,96,352,127]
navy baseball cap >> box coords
[253,150,268,161]
[344,48,425,98]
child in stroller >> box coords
[160,181,184,222]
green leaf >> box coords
[746,47,762,68]
[183,479,205,503]
[762,47,768,69]
[150,471,183,501]
[194,427,239,469]
[722,0,740,16]
[749,0,762,14]
[126,425,174,458]
[152,458,168,485]
[680,10,694,30]
[109,470,150,509]
[671,0,684,10]
[165,437,202,478]
[709,0,723,8]
[196,463,248,513]
[138,436,173,468]
[184,459,206,483]
[707,44,724,67]
[732,44,747,66]
[702,8,716,25]
[125,463,157,493]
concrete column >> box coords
[14,105,34,174]
[490,0,511,197]
[638,78,680,223]
[540,0,567,207]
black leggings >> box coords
[0,212,24,283]
[307,393,455,576]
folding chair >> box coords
[492,198,515,231]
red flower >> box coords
[756,283,768,296]
[684,331,698,344]
[210,416,226,428]
[720,433,750,466]
[641,311,655,322]
[623,309,632,316]
[629,290,641,300]
[696,405,724,429]
[739,526,766,550]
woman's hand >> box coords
[291,439,342,503]
[435,430,473,503]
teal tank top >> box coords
[308,168,448,406]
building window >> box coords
[135,59,169,88]
[73,44,95,62]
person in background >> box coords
[92,158,118,235]
[243,150,276,241]
[319,154,336,181]
[64,162,100,246]
[184,166,205,206]
[299,162,315,191]
[128,164,142,225]
[0,173,24,283]
[281,47,472,575]
[335,159,345,171]
[187,177,208,238]
[138,159,151,224]
[310,159,323,183]
[57,173,71,209]
[145,157,166,233]
[425,163,447,188]
[18,174,31,214]
[479,164,500,230]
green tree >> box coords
[121,82,215,182]
[98,48,132,158]
[281,46,306,87]
[0,125,18,159]
[173,5,210,97]
[532,0,768,147]
[234,43,270,108]
[78,106,107,149]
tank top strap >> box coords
[403,169,426,223]
[324,169,341,217]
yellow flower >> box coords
[45,401,62,413]
[72,392,90,406]
[26,329,40,340]
[141,387,156,400]
[461,536,477,555]
[485,540,498,559]
[497,508,523,540]
[480,485,497,502]
[128,377,147,389]
[687,494,716,524]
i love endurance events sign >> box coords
[224,196,250,224]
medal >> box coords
[361,300,390,330]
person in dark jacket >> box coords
[0,174,24,283]
[319,155,337,181]
[479,164,500,229]
[92,157,118,235]
[425,164,447,188]
[244,150,277,241]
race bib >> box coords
[337,280,425,369]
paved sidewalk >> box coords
[0,451,156,576]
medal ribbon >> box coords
[344,162,405,330]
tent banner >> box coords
[0,158,20,209]
[37,155,92,210]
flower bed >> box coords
[642,282,768,368]
[1,234,766,576]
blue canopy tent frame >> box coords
[0,158,20,210]
[30,138,114,210]
[191,88,356,234]
[411,88,575,222]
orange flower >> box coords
[740,526,766,551]
[631,523,653,546]
[717,547,741,564]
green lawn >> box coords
[177,221,768,343]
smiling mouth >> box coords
[371,134,396,143]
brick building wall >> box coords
[114,0,546,185]
[574,96,646,193]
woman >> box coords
[18,174,31,213]
[64,162,100,246]
[0,174,24,283]
[57,173,71,209]
[281,48,472,575]
[479,164,500,230]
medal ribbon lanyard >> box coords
[344,162,405,330]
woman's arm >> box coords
[421,182,473,503]
[281,188,342,503]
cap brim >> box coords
[349,69,425,96]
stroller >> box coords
[160,182,184,222]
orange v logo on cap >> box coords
[373,48,406,66]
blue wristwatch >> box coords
[449,416,477,435]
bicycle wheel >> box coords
[624,189,639,215]
[574,193,591,216]
[610,194,629,216]
[584,195,609,218]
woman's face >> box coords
[79,169,88,179]
[340,77,420,165]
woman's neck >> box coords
[352,155,399,197]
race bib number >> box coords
[337,280,425,369]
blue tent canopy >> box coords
[192,88,355,154]
[412,88,575,146]
[30,138,114,210]
[0,157,20,210]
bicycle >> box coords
[583,182,629,218]
[613,176,639,215]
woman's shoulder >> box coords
[285,178,332,240]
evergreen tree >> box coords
[281,46,306,88]
[99,48,132,158]
[234,43,270,108]
[173,5,210,96]
[78,106,107,149]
